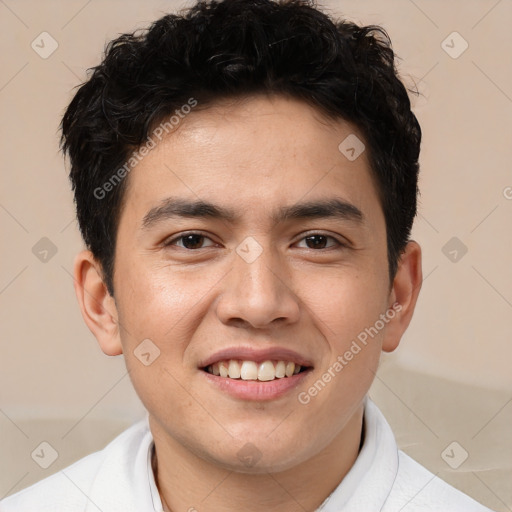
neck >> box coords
[151,404,364,512]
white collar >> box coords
[317,396,399,511]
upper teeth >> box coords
[206,360,302,381]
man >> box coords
[0,0,495,510]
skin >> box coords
[74,94,422,512]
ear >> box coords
[382,240,422,353]
[73,250,123,356]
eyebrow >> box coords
[141,196,364,231]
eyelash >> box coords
[162,231,347,250]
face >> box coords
[77,94,421,474]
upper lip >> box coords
[199,346,314,369]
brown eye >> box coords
[296,234,342,250]
[164,232,216,250]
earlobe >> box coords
[382,240,423,353]
[73,250,123,356]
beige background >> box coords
[1,0,511,510]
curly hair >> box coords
[61,0,421,297]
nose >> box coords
[215,241,301,330]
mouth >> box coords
[202,359,310,382]
[199,347,313,400]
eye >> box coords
[163,232,216,250]
[295,233,344,250]
[163,232,346,251]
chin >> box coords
[215,431,315,475]
[213,448,309,475]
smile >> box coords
[204,359,307,382]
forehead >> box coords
[118,94,383,231]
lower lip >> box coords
[201,369,311,401]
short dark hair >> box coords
[61,0,421,297]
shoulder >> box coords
[0,450,105,512]
[384,450,496,512]
[0,419,150,512]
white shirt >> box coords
[0,398,495,512]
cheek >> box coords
[300,269,389,409]
[115,260,208,343]
[305,268,390,347]
[113,263,211,423]
[295,275,386,431]
[315,270,389,404]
